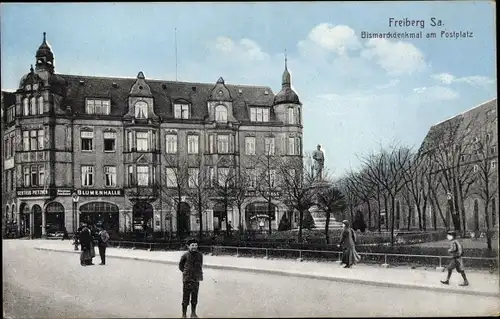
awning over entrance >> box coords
[80,202,119,213]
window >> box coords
[81,166,94,186]
[10,169,15,190]
[136,132,149,151]
[86,99,111,115]
[7,106,15,122]
[137,166,149,186]
[10,136,15,155]
[288,137,296,155]
[128,165,134,185]
[23,167,30,186]
[30,130,37,151]
[128,131,134,151]
[296,136,301,155]
[250,107,269,122]
[288,108,295,125]
[246,168,256,188]
[38,96,44,115]
[492,160,497,170]
[37,129,44,150]
[30,97,36,115]
[217,135,229,153]
[264,137,275,156]
[209,167,215,187]
[135,101,148,119]
[473,165,478,173]
[491,146,497,154]
[268,169,277,188]
[23,98,29,116]
[209,135,215,153]
[297,108,301,125]
[104,166,117,187]
[187,135,199,154]
[38,165,45,186]
[174,104,189,119]
[31,166,39,186]
[218,167,230,186]
[6,170,11,191]
[4,139,10,158]
[188,168,199,188]
[23,131,29,151]
[104,132,116,152]
[166,134,177,154]
[245,137,256,155]
[215,105,227,122]
[81,131,94,151]
[166,168,177,187]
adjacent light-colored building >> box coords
[1,33,304,238]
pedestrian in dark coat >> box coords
[337,220,361,268]
[78,223,94,266]
[179,238,204,318]
[98,225,110,265]
[441,231,469,286]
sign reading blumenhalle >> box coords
[76,189,124,196]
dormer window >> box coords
[215,105,228,122]
[174,104,189,119]
[288,107,296,125]
[23,98,29,116]
[135,101,148,119]
[86,99,110,115]
[250,107,269,122]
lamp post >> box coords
[72,192,80,251]
[446,192,456,232]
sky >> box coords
[1,2,497,178]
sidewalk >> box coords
[34,240,499,298]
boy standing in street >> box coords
[441,231,469,286]
[179,238,204,318]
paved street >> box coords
[3,240,499,318]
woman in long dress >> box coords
[338,220,361,268]
[79,223,94,266]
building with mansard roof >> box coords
[2,33,304,238]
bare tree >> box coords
[213,166,237,237]
[232,167,252,237]
[362,145,411,245]
[347,169,376,229]
[275,156,316,243]
[255,152,281,235]
[185,157,212,241]
[161,154,190,239]
[316,184,347,244]
[471,113,498,250]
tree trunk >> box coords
[484,202,492,250]
[407,205,412,231]
[298,209,304,243]
[325,210,331,245]
[198,204,203,241]
[377,191,382,233]
[267,200,273,235]
[418,204,422,230]
[452,181,462,233]
[225,201,230,237]
[384,195,389,232]
[421,198,428,231]
[390,196,396,246]
[367,200,372,229]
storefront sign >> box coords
[245,190,281,197]
[56,189,73,196]
[16,188,49,197]
[76,189,124,196]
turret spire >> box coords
[43,32,46,43]
[285,49,288,70]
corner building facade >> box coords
[2,34,304,237]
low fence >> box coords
[106,240,498,269]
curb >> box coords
[35,247,499,298]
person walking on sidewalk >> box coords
[179,238,204,318]
[97,225,110,265]
[441,231,469,286]
[337,220,361,268]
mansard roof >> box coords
[58,74,276,120]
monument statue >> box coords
[312,144,325,180]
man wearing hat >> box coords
[179,238,204,318]
[441,231,469,286]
